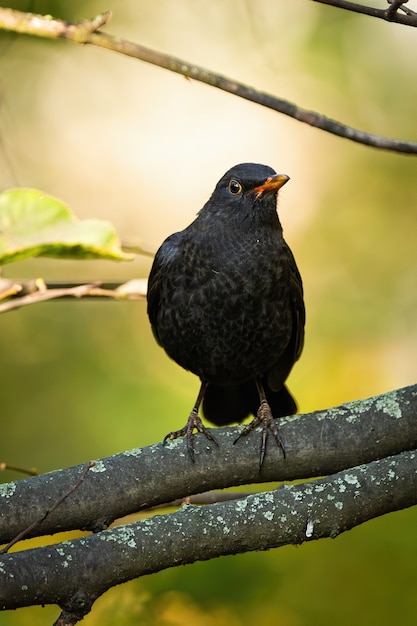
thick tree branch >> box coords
[1,384,416,545]
[0,384,416,622]
[0,462,95,555]
[313,0,417,27]
[1,450,416,620]
[0,8,416,154]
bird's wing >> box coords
[289,262,305,363]
[147,232,182,343]
[266,250,305,393]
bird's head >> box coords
[198,163,290,228]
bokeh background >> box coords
[0,0,416,624]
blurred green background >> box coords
[0,0,416,624]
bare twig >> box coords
[0,8,416,154]
[0,8,111,40]
[150,490,253,511]
[0,279,147,314]
[0,462,95,555]
[0,281,22,301]
[392,1,417,17]
[313,0,417,26]
[386,0,409,18]
[0,282,99,313]
[90,30,417,154]
[0,462,38,477]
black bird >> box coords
[147,163,305,466]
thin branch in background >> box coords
[0,279,147,314]
[386,0,410,18]
[313,0,417,26]
[0,281,100,313]
[0,462,38,477]
[0,9,111,40]
[148,490,253,511]
[0,281,22,301]
[392,1,417,17]
[0,9,415,154]
[0,462,95,555]
[86,32,417,155]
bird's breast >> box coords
[154,231,293,384]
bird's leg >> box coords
[163,381,218,462]
[234,378,286,467]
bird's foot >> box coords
[233,399,286,468]
[163,409,218,462]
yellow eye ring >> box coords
[228,179,242,195]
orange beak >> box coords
[253,174,290,199]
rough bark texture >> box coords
[1,450,417,615]
[0,384,416,622]
[1,385,416,543]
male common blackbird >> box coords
[147,163,305,466]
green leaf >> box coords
[0,188,133,265]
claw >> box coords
[234,399,285,468]
[163,408,218,462]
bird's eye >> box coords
[228,179,242,195]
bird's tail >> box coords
[202,380,297,427]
